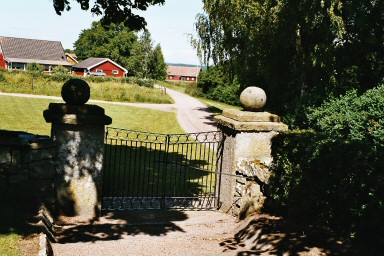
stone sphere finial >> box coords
[240,86,267,111]
[61,78,90,105]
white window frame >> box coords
[112,70,119,75]
[96,69,103,72]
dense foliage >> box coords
[74,22,167,80]
[194,66,240,106]
[270,85,384,252]
[26,63,45,73]
[52,0,165,30]
[308,85,384,146]
[193,0,384,125]
[74,22,137,65]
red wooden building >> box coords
[72,57,127,77]
[166,66,201,82]
[0,36,72,71]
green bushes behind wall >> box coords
[269,85,384,252]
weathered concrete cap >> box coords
[222,109,281,122]
[215,111,288,132]
[46,103,105,115]
[44,103,112,125]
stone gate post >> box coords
[44,79,112,219]
[214,87,288,217]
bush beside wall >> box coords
[269,85,384,252]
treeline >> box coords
[192,0,383,127]
[72,21,167,80]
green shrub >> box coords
[0,73,6,82]
[184,82,201,97]
[26,63,44,73]
[196,67,241,106]
[308,85,384,146]
[270,131,384,251]
[50,74,72,82]
[137,79,154,88]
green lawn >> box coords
[0,95,183,255]
[0,95,183,136]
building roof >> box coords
[0,36,72,66]
[167,66,201,77]
[65,53,78,63]
[73,57,128,73]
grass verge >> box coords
[0,71,173,104]
[0,95,183,135]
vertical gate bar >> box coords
[102,128,110,208]
[132,140,138,197]
[111,138,118,197]
[128,138,134,198]
[117,137,123,203]
[197,137,205,197]
[142,141,148,199]
[155,142,161,200]
[177,137,184,198]
[121,139,128,199]
[207,141,215,196]
[161,135,170,209]
[215,133,224,208]
[200,139,207,196]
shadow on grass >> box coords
[103,141,219,200]
[0,197,41,237]
[220,214,356,256]
[55,210,188,243]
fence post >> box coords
[44,79,112,219]
[214,87,288,217]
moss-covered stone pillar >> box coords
[44,79,112,219]
[214,87,288,217]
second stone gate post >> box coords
[214,87,288,217]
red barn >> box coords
[166,66,201,82]
[72,57,127,77]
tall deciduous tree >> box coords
[147,44,167,80]
[127,31,162,78]
[52,0,165,30]
[193,0,384,120]
[74,21,137,68]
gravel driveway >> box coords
[52,210,238,256]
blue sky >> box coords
[0,0,203,65]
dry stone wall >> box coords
[0,131,56,209]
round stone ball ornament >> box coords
[61,78,91,105]
[240,86,267,111]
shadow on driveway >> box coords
[56,210,188,243]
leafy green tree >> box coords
[74,21,137,67]
[53,0,165,30]
[26,63,45,73]
[52,66,69,74]
[193,0,384,124]
[147,44,167,80]
[127,31,153,78]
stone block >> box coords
[22,148,55,163]
[0,147,11,164]
[29,160,56,180]
[9,172,29,184]
[222,109,281,122]
[10,149,21,164]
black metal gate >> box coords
[102,127,223,211]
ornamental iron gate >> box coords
[102,127,223,211]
